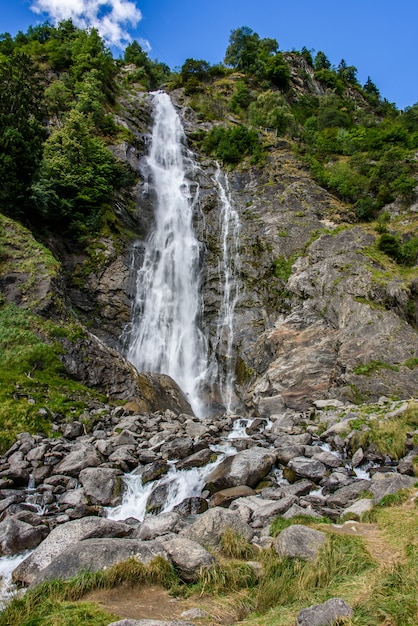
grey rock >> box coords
[0,516,48,555]
[205,447,276,493]
[134,512,186,541]
[370,473,416,504]
[287,457,327,482]
[275,524,326,560]
[61,422,84,440]
[326,480,371,508]
[230,495,297,524]
[107,621,194,626]
[341,498,374,519]
[32,538,168,584]
[296,597,353,626]
[53,443,101,477]
[163,537,216,582]
[12,516,133,585]
[79,467,123,506]
[181,506,253,548]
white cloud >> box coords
[30,0,144,48]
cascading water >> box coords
[125,92,207,416]
[211,167,241,412]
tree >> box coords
[249,91,293,134]
[0,52,46,218]
[363,76,380,100]
[314,50,331,71]
[224,26,261,72]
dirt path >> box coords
[329,521,402,565]
[84,584,192,622]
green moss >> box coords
[353,360,399,376]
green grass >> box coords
[353,359,399,376]
[349,401,418,460]
[0,302,105,451]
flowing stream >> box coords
[126,91,207,416]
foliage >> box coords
[349,401,418,460]
[202,124,262,164]
[378,233,418,266]
[0,301,104,452]
[248,90,293,134]
[123,40,170,89]
[0,51,46,218]
[220,528,256,559]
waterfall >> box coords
[212,167,241,412]
[126,92,207,416]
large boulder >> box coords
[181,507,253,548]
[163,537,216,582]
[32,538,169,584]
[79,467,123,506]
[205,447,276,493]
[0,516,48,556]
[134,512,186,541]
[370,473,416,504]
[275,524,327,561]
[296,597,353,626]
[287,456,327,482]
[12,516,133,585]
[53,443,101,477]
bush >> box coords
[202,125,262,164]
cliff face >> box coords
[1,83,417,422]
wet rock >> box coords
[141,461,169,484]
[173,497,208,516]
[175,448,216,470]
[79,467,123,506]
[275,524,326,560]
[275,445,307,464]
[181,506,253,548]
[163,537,216,582]
[160,438,194,460]
[146,483,170,514]
[296,597,353,626]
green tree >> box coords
[224,26,261,72]
[249,91,293,134]
[314,50,331,71]
[0,52,46,218]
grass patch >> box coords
[269,515,332,537]
[220,528,256,560]
[255,534,375,613]
[349,401,418,460]
[0,302,105,452]
[353,359,399,376]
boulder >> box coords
[287,457,327,482]
[12,516,133,585]
[210,486,255,508]
[32,538,169,584]
[163,537,216,582]
[230,495,298,525]
[275,524,326,560]
[134,512,186,541]
[370,473,416,504]
[296,597,353,626]
[53,443,101,477]
[0,516,48,555]
[205,447,276,493]
[326,480,371,509]
[79,467,123,506]
[341,498,374,519]
[181,507,253,548]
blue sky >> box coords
[1,0,417,110]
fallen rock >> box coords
[275,524,326,560]
[79,467,123,506]
[181,506,253,548]
[163,537,216,582]
[32,538,169,584]
[134,512,186,541]
[205,447,276,493]
[370,473,416,504]
[296,597,353,626]
[12,516,133,585]
[0,516,48,556]
[53,444,101,477]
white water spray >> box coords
[126,92,207,416]
[212,166,241,412]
